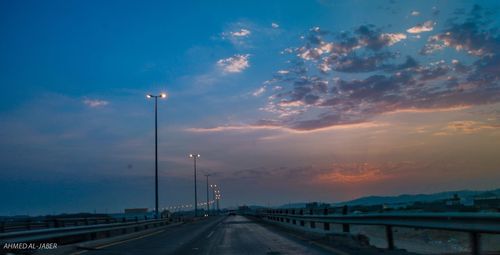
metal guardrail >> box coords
[0,218,173,251]
[258,209,500,255]
[0,216,157,233]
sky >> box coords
[1,0,500,216]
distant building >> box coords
[238,205,250,211]
[474,192,500,210]
[124,208,148,214]
[444,194,462,207]
[305,202,330,209]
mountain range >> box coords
[277,188,500,208]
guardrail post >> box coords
[324,222,330,231]
[26,219,31,230]
[385,225,394,250]
[470,232,480,255]
[342,205,350,233]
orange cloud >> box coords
[185,122,386,134]
[383,105,471,115]
[314,163,393,184]
[433,120,500,136]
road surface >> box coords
[79,215,331,255]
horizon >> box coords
[1,0,500,216]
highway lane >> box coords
[77,216,225,255]
[176,215,332,255]
[78,215,332,255]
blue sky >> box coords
[1,0,500,215]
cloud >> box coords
[83,99,109,107]
[433,120,500,136]
[314,162,416,184]
[295,25,406,63]
[217,54,250,73]
[185,121,386,134]
[252,86,266,97]
[199,6,500,132]
[316,163,388,183]
[249,5,500,131]
[231,28,251,37]
[271,23,279,29]
[226,162,414,186]
[380,33,407,45]
[407,21,434,33]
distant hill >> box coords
[336,188,500,206]
[276,188,500,208]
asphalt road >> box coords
[79,215,332,255]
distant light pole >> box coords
[211,185,221,213]
[204,174,210,215]
[215,189,221,211]
[189,153,200,217]
[210,184,217,214]
[146,93,167,218]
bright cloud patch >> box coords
[434,121,500,136]
[253,86,266,97]
[381,33,407,46]
[217,54,250,73]
[83,99,109,107]
[231,28,251,37]
[407,21,434,33]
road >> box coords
[79,215,332,255]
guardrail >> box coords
[0,215,159,233]
[258,209,500,255]
[0,218,173,251]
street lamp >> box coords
[146,93,167,218]
[189,153,200,217]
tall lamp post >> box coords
[189,154,200,217]
[146,93,167,219]
[204,174,210,216]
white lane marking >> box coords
[207,230,214,238]
[95,229,166,249]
